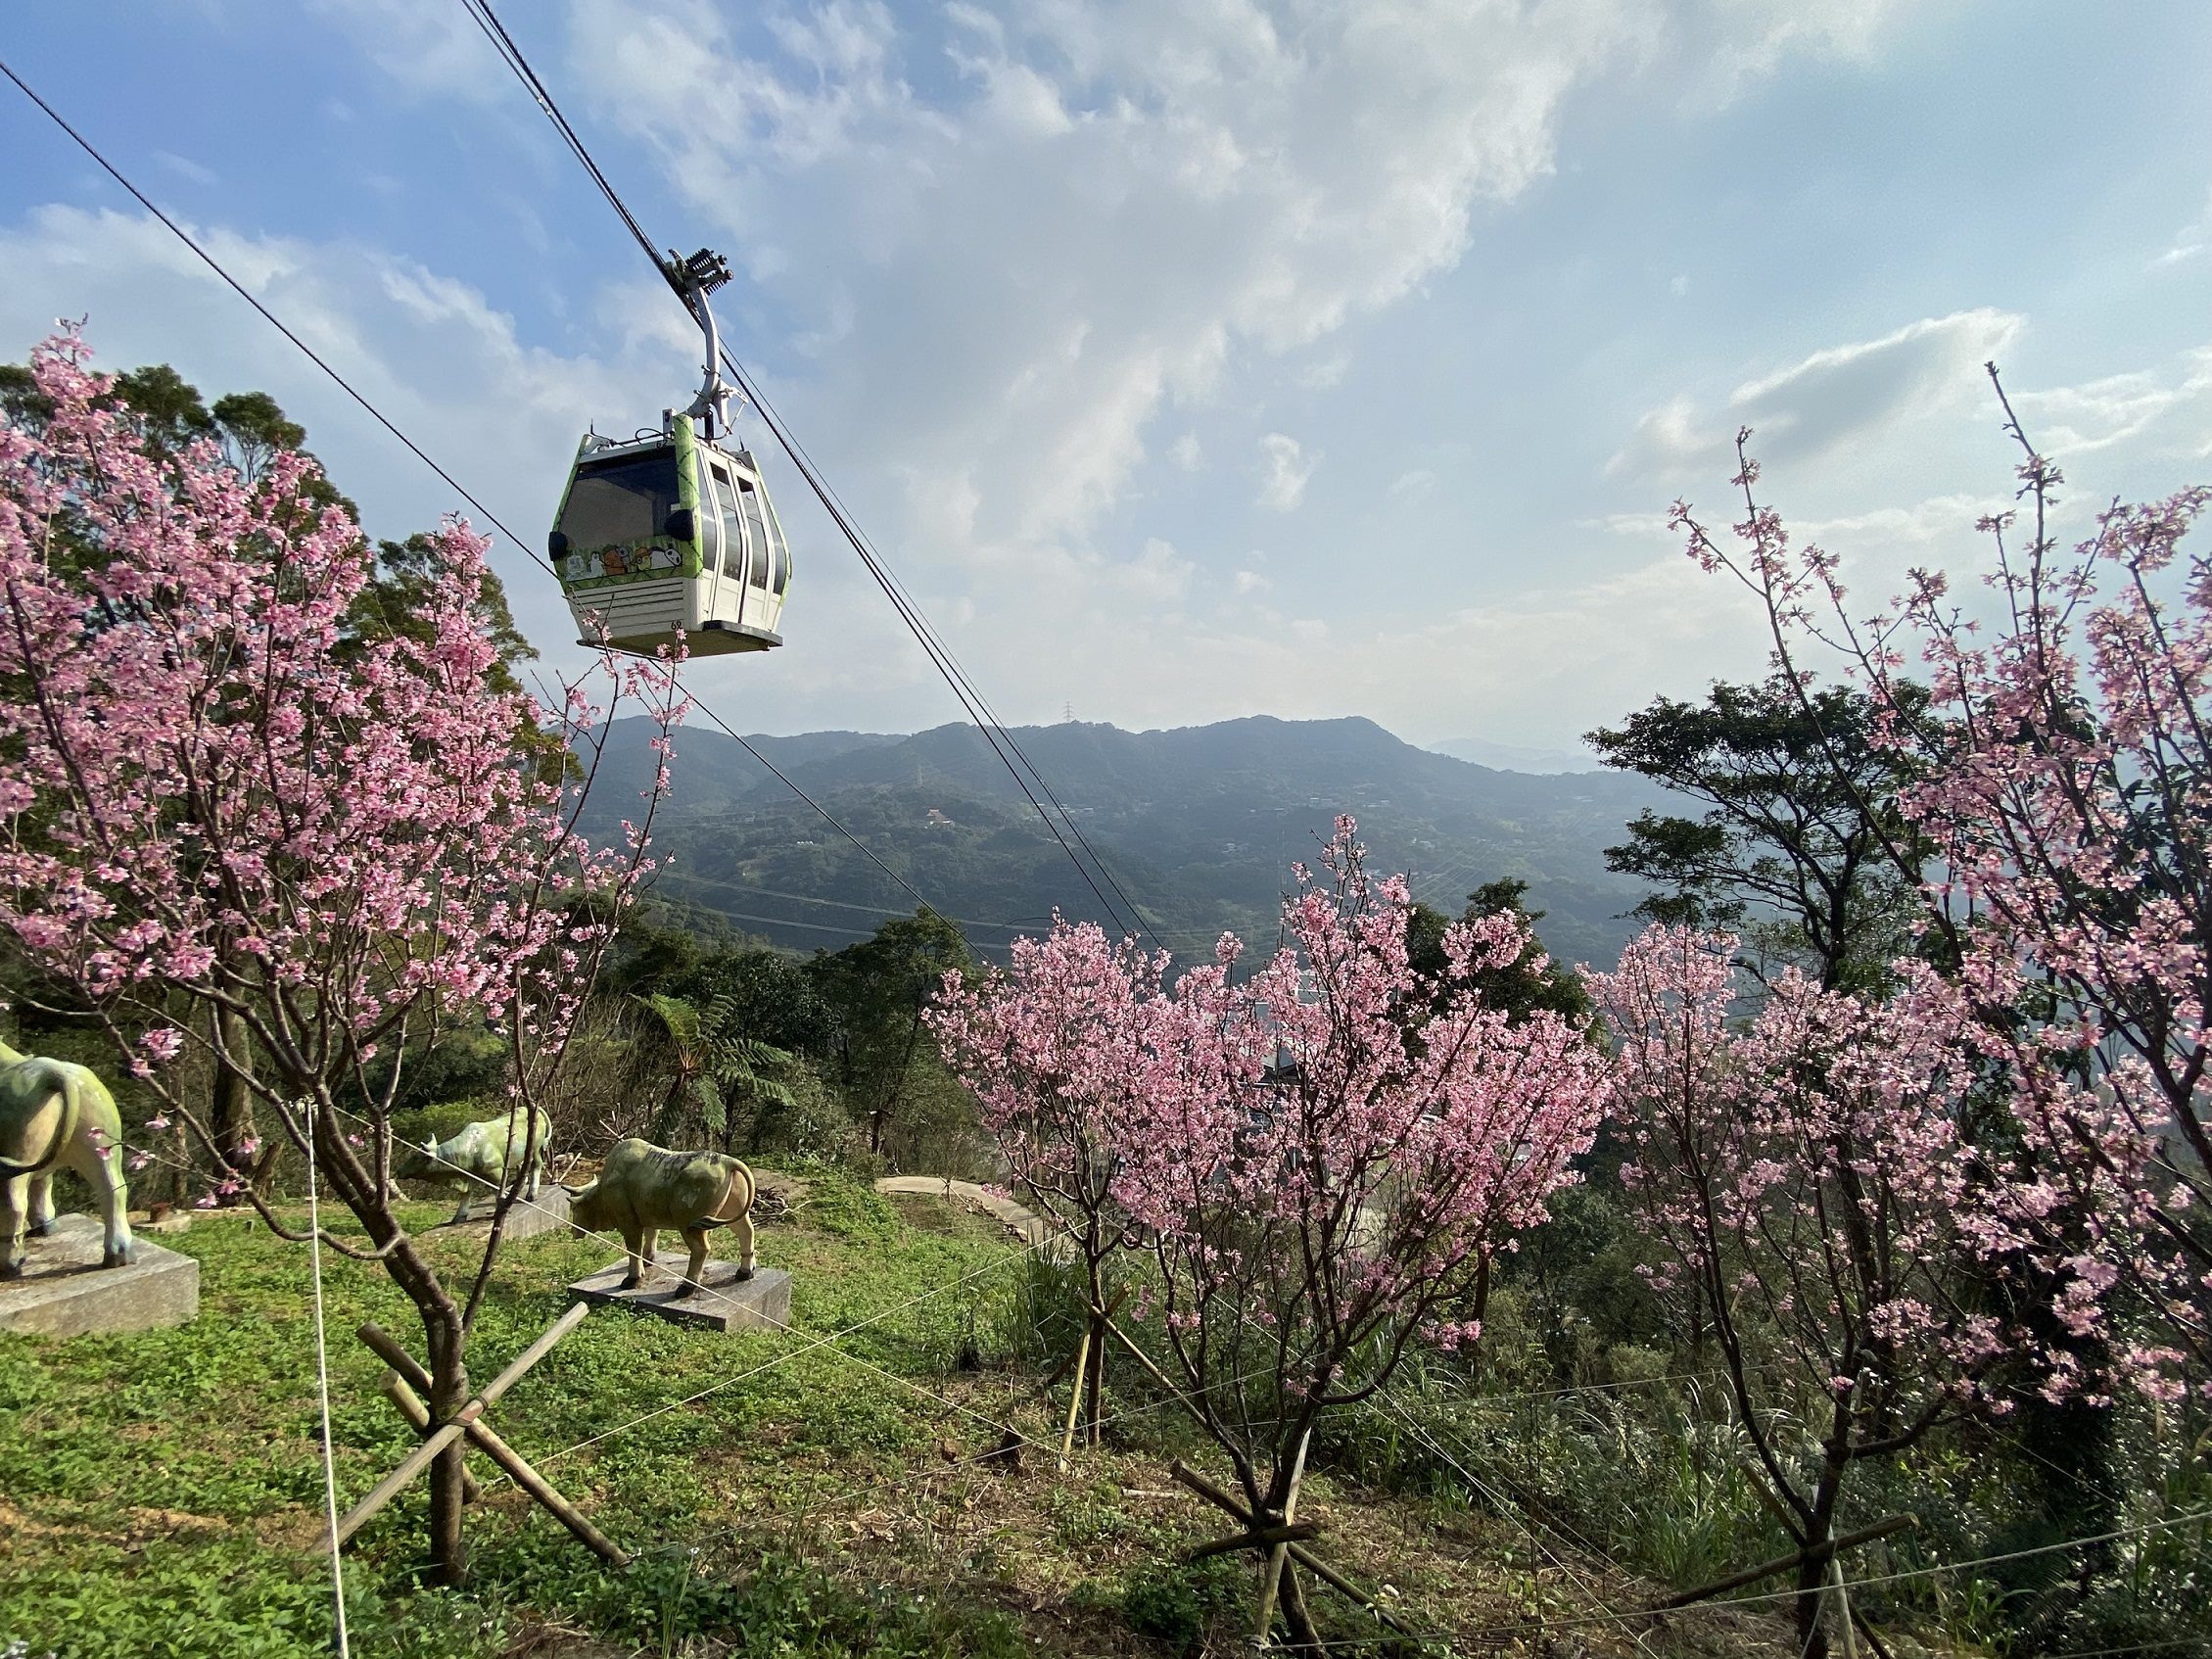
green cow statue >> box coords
[566,1137,757,1299]
[392,1106,554,1222]
[0,1038,134,1277]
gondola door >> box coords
[703,453,753,637]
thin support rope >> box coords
[305,1130,352,1659]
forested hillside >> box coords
[582,714,1673,965]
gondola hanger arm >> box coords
[666,247,737,440]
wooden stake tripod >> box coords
[338,1303,629,1566]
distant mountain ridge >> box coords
[1425,735,1599,775]
[583,714,1669,968]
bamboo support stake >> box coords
[379,1371,483,1502]
[376,1366,628,1565]
[356,1315,624,1565]
[1831,1557,1859,1659]
[1169,1461,1414,1637]
[1655,1514,1917,1610]
[1091,1307,1188,1402]
[477,1303,589,1406]
[1184,1520,1321,1563]
[1734,1458,1809,1545]
[1058,1327,1092,1473]
[1251,1428,1311,1647]
[334,1410,477,1544]
[336,1305,592,1548]
[463,1418,630,1567]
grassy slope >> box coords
[0,1177,1787,1659]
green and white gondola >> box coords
[548,247,789,658]
[549,416,789,656]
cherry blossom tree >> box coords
[944,821,1606,1647]
[1593,924,2068,1659]
[1673,391,2209,1389]
[929,919,1162,1444]
[0,330,682,1577]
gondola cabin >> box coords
[549,414,789,656]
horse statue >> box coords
[0,1038,135,1277]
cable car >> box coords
[549,250,788,656]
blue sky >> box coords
[2,0,2208,753]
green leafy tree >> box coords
[622,990,799,1152]
[809,909,976,1160]
[1405,877,1594,1027]
[1585,676,1931,991]
[676,947,842,1062]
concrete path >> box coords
[873,1175,1052,1248]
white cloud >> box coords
[1111,537,1195,602]
[153,151,218,187]
[563,0,1668,555]
[2152,185,2212,268]
[2,2,1958,751]
[1694,0,1924,95]
[2015,356,2212,457]
[1611,308,2025,479]
[306,0,506,100]
[1255,433,1317,512]
[1388,467,1437,502]
[1669,272,1690,298]
[1295,355,1350,391]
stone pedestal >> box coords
[440,1185,572,1241]
[569,1260,791,1334]
[0,1213,199,1339]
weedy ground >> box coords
[2,1172,1807,1659]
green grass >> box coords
[1,1174,1823,1659]
[0,1169,1041,1659]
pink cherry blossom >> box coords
[936,818,1606,1554]
[0,328,679,1570]
[1672,413,2207,1396]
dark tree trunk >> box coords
[1796,1445,1849,1659]
[1279,1562,1323,1654]
[314,1111,476,1584]
[1793,1548,1833,1659]
[422,1301,472,1584]
[209,1001,258,1168]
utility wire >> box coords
[690,700,936,915]
[0,55,527,574]
[0,54,962,948]
[456,0,1161,948]
[714,348,1162,944]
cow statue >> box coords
[0,1038,134,1277]
[566,1137,757,1298]
[394,1106,554,1223]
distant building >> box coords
[925,808,956,829]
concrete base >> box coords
[570,1260,790,1333]
[438,1185,572,1241]
[0,1213,199,1339]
